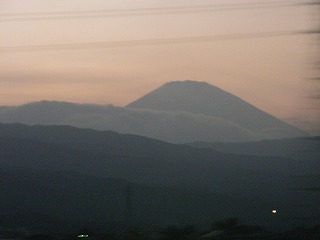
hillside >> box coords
[0,123,319,230]
[189,137,320,160]
[0,167,271,233]
[0,123,294,190]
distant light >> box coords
[272,209,277,214]
[78,234,89,238]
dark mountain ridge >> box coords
[189,137,320,159]
[0,123,319,230]
[0,123,304,193]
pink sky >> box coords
[0,0,319,132]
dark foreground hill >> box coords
[0,123,313,189]
[0,167,274,234]
[0,123,319,231]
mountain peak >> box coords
[165,80,211,86]
[162,80,221,90]
[127,80,243,113]
[127,80,306,137]
[127,80,229,110]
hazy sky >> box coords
[0,0,319,132]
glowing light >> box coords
[272,209,277,214]
[78,234,89,238]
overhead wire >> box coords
[0,1,312,53]
[0,1,306,21]
[0,30,307,53]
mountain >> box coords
[127,80,306,139]
[0,123,294,189]
[0,123,319,230]
[0,101,263,143]
[0,81,307,143]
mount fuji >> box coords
[0,80,306,143]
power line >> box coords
[0,1,302,16]
[0,30,305,53]
[0,1,305,22]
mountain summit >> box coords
[127,80,306,138]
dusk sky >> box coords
[0,0,319,132]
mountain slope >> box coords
[0,101,261,143]
[0,123,319,229]
[0,123,307,191]
[128,80,306,138]
[189,137,320,159]
[1,123,318,193]
[188,137,320,176]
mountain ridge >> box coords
[0,101,262,143]
[0,80,307,142]
[0,123,319,230]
